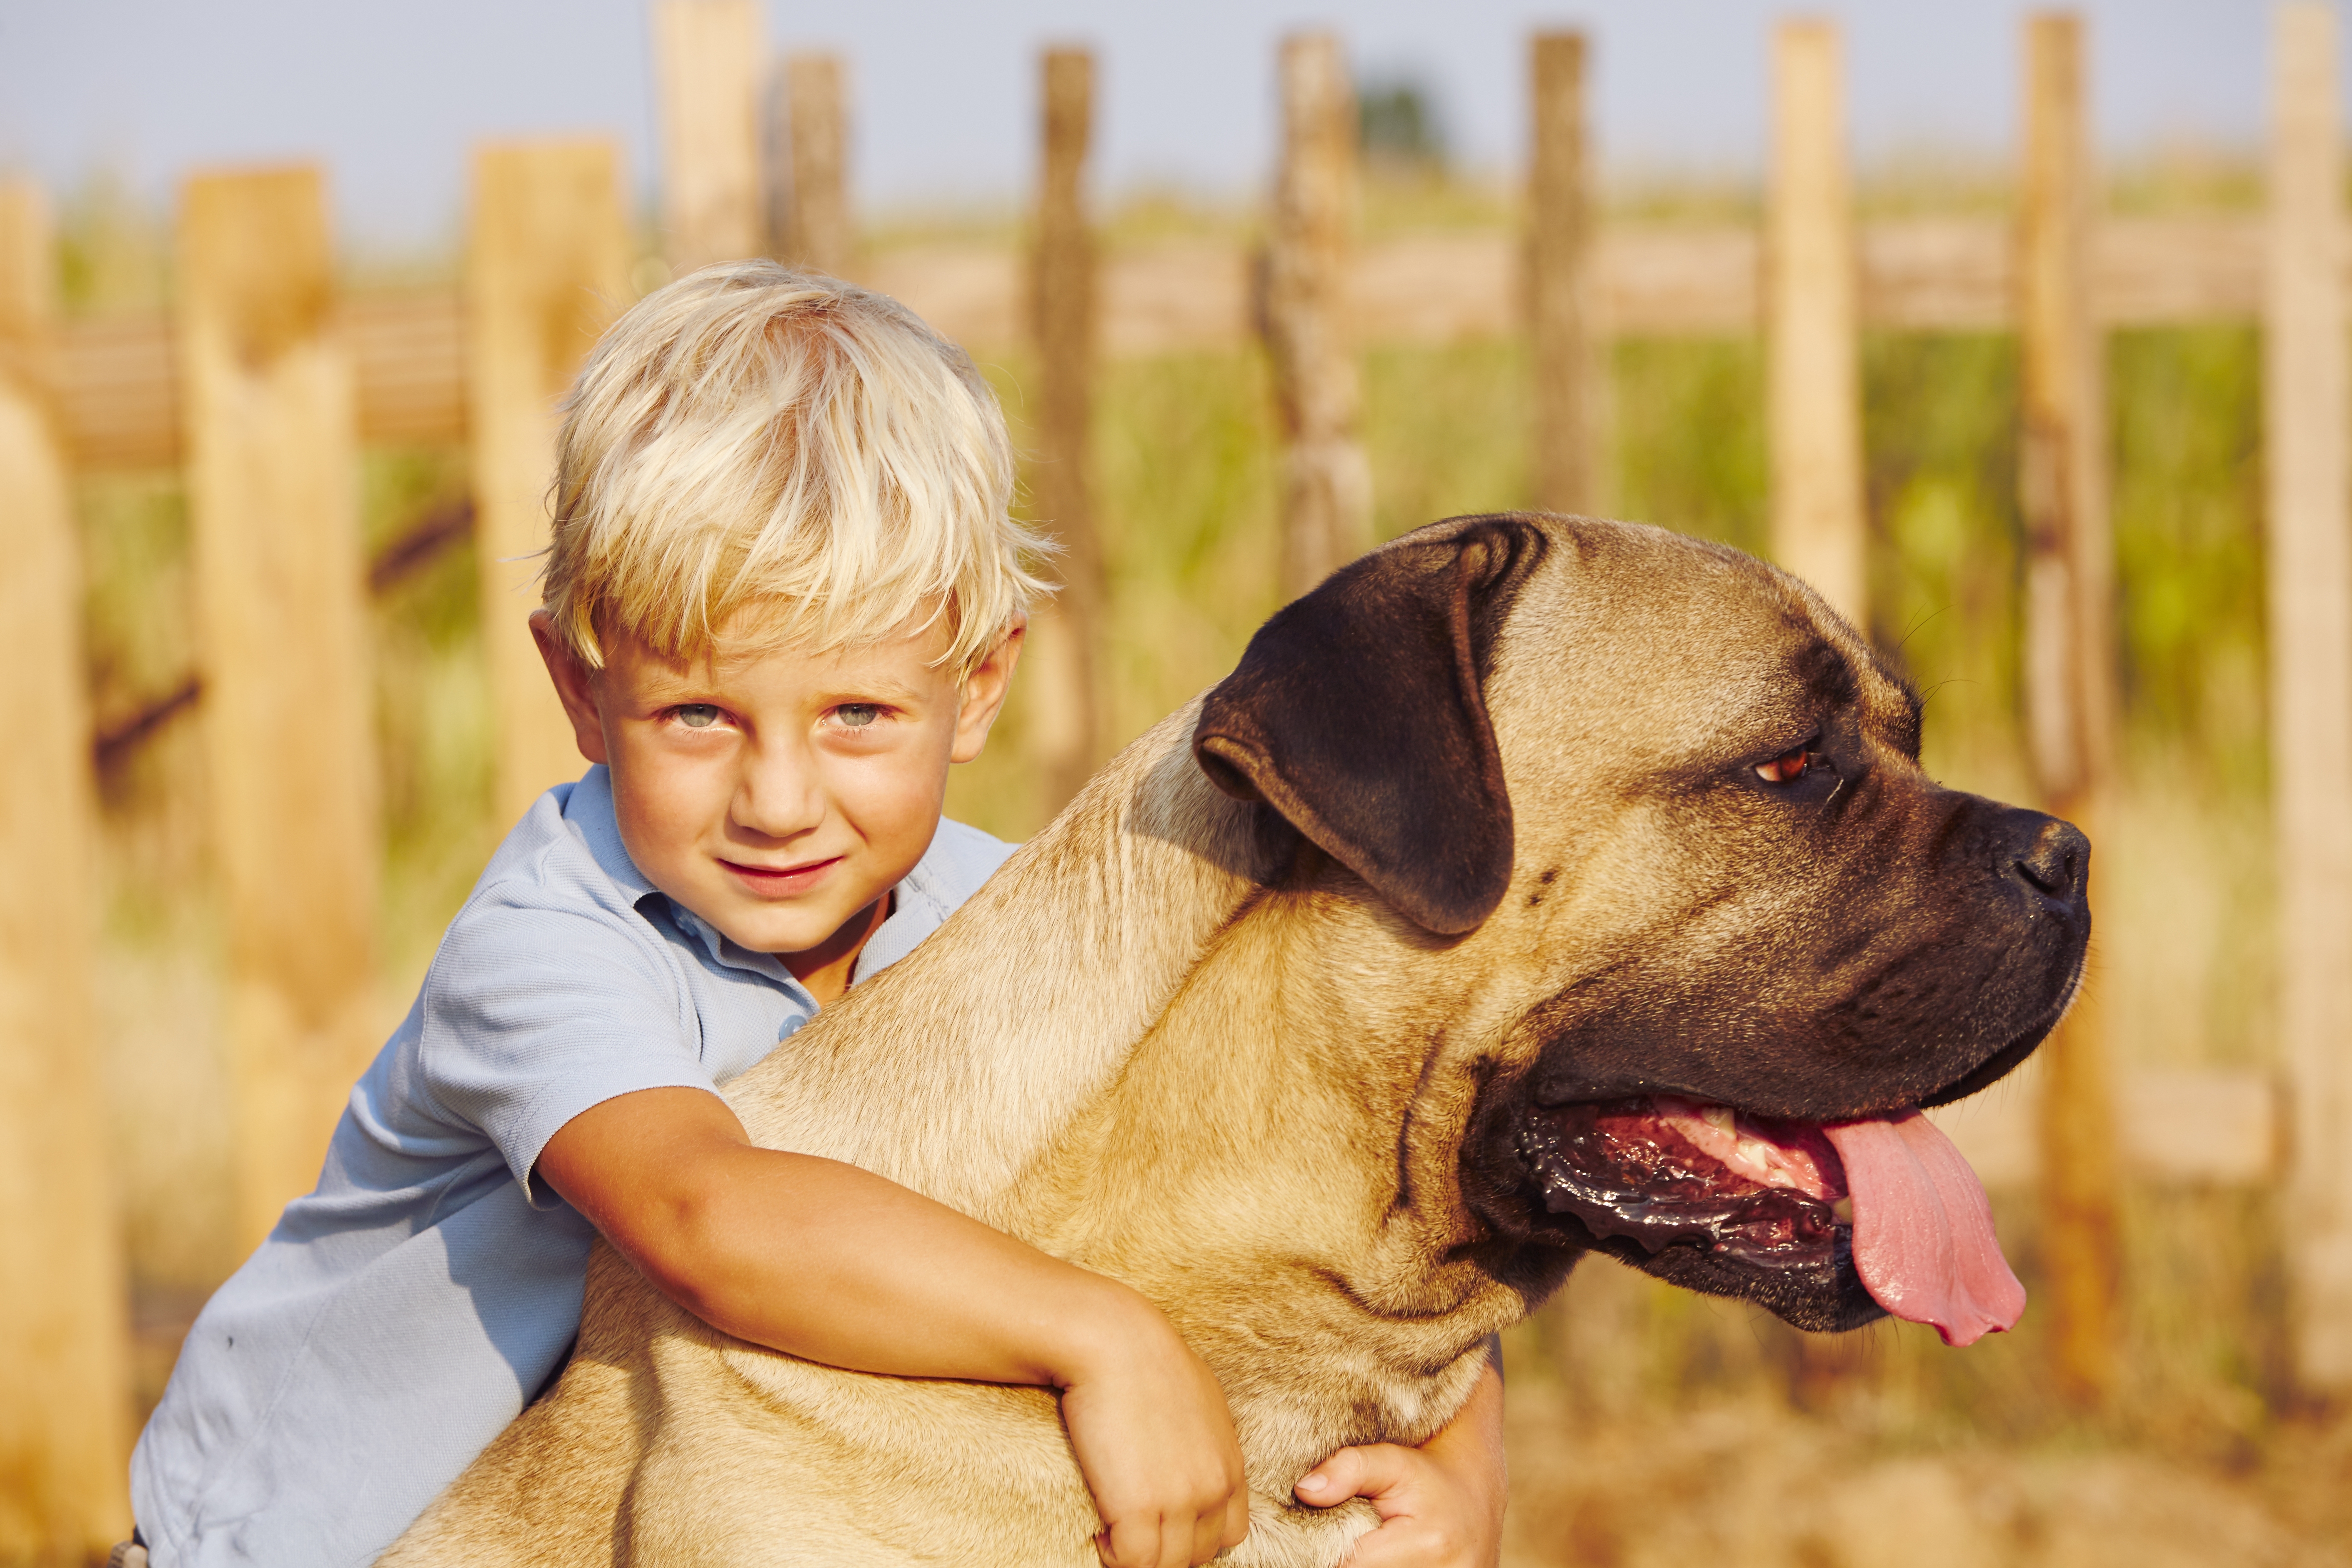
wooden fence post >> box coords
[653,0,764,273]
[0,175,134,1563]
[468,141,631,830]
[1529,30,1599,518]
[2266,0,2352,1392]
[1767,19,1867,627]
[1265,31,1372,600]
[1027,46,1107,812]
[1762,15,1869,1392]
[178,167,380,1250]
[779,53,854,279]
[2016,12,2120,1405]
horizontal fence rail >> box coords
[1929,1065,2281,1190]
[50,214,2274,471]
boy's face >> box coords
[535,611,1020,988]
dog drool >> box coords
[1519,1096,2025,1347]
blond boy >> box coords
[129,265,1504,1568]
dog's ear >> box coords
[1192,515,1550,934]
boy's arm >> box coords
[537,1086,1248,1568]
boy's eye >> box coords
[673,704,723,730]
[833,704,883,730]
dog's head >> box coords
[1193,513,2088,1340]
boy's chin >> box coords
[704,896,859,955]
[687,866,902,972]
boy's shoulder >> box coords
[390,767,758,1170]
[410,766,697,1049]
[467,766,646,912]
[912,818,1018,905]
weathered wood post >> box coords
[1767,18,1867,627]
[0,175,135,1564]
[1764,20,1867,1388]
[1528,30,1599,518]
[1026,46,1107,811]
[653,0,765,273]
[1264,30,1372,600]
[2266,0,2352,1393]
[2016,12,2120,1404]
[178,167,380,1250]
[779,52,854,279]
[468,141,632,830]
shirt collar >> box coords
[563,765,659,904]
[851,845,955,984]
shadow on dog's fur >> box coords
[385,513,2089,1566]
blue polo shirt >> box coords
[130,765,1013,1568]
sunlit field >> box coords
[63,159,2352,1563]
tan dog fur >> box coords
[383,514,2082,1567]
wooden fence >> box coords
[38,213,2288,471]
[0,3,2345,1553]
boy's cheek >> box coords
[608,749,733,865]
[833,725,957,806]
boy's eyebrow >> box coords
[816,677,929,706]
[648,665,936,707]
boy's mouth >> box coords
[719,855,841,897]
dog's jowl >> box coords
[388,513,2088,1568]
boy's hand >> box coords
[1058,1291,1250,1568]
[1291,1355,1505,1568]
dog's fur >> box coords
[383,514,2088,1567]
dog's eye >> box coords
[1754,746,1814,784]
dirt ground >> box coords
[1499,1384,2352,1568]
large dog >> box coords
[384,513,2087,1566]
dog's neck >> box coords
[723,703,1271,1217]
[719,702,1517,1498]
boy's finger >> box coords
[1117,1512,1186,1568]
[1336,1519,1458,1568]
[1294,1449,1361,1507]
[1220,1489,1253,1550]
[1295,1444,1419,1513]
[1187,1508,1226,1565]
[1095,1514,1156,1568]
[1156,1514,1194,1568]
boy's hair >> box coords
[541,261,1049,675]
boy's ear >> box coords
[950,618,1024,764]
[531,610,611,765]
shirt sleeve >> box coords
[415,883,721,1204]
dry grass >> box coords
[1498,1259,2352,1566]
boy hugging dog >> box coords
[128,264,1506,1568]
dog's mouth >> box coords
[1518,1095,2024,1346]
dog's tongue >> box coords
[1822,1113,2025,1347]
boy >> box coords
[130,264,1505,1568]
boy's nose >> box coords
[731,743,828,841]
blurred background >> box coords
[3,1,2350,1564]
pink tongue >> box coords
[1822,1113,2025,1347]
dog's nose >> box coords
[2012,817,2090,904]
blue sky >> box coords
[0,0,2324,248]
